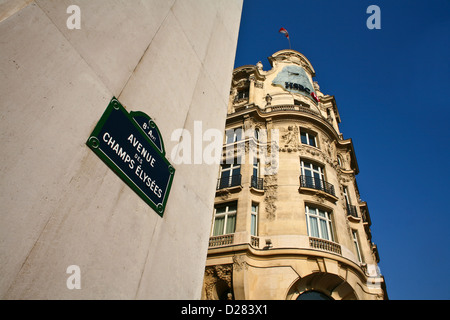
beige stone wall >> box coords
[0,0,242,299]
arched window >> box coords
[216,280,233,300]
[297,290,333,300]
[254,127,260,141]
[337,155,342,167]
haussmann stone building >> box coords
[202,49,388,300]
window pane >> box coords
[221,169,230,178]
[309,216,319,237]
[251,215,257,236]
[319,219,329,240]
[225,130,234,144]
[225,215,236,234]
[235,129,242,142]
[213,216,225,236]
[301,132,308,144]
[231,166,241,175]
[304,168,312,177]
[228,204,237,213]
[309,136,316,147]
[215,207,226,215]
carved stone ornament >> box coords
[265,94,272,106]
[281,125,300,148]
[204,264,233,300]
[313,191,326,204]
[264,173,278,220]
[313,81,320,92]
[216,189,231,200]
[233,255,248,272]
[255,81,264,89]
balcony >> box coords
[233,91,249,105]
[208,234,349,259]
[209,234,234,247]
[209,235,342,256]
[299,175,336,197]
[251,236,260,248]
[208,233,260,249]
[309,237,342,255]
[346,204,358,218]
[251,175,264,190]
[217,174,242,190]
[264,104,320,116]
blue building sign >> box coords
[86,97,175,217]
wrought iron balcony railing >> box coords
[300,175,336,197]
[216,174,242,190]
[251,175,264,190]
[346,204,358,218]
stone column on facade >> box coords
[232,255,248,299]
[229,87,237,113]
[248,74,256,105]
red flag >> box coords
[311,92,320,102]
[279,27,289,39]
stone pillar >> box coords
[248,75,256,104]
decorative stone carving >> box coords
[243,115,253,131]
[321,137,335,159]
[204,264,233,300]
[264,173,278,220]
[272,51,314,75]
[255,81,264,89]
[234,78,249,89]
[256,61,263,70]
[233,255,248,271]
[313,191,326,204]
[313,81,320,92]
[281,125,300,149]
[265,94,272,106]
[217,189,231,200]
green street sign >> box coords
[86,97,175,217]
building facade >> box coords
[0,0,242,299]
[202,49,387,300]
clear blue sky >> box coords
[233,0,450,300]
